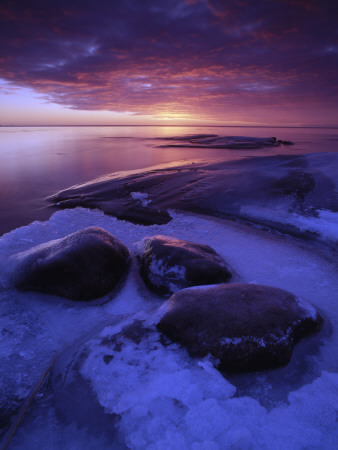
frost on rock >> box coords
[68,316,337,450]
[49,152,338,247]
[10,227,130,301]
[1,207,338,449]
[130,192,152,207]
[157,283,323,372]
[137,235,232,295]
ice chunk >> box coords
[130,191,152,207]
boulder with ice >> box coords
[11,227,130,301]
[137,235,232,295]
[157,283,323,372]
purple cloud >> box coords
[1,0,337,122]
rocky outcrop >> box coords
[137,235,232,295]
[49,152,338,247]
[12,227,130,301]
[157,283,323,372]
[161,135,282,149]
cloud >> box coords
[0,0,337,120]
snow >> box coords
[1,207,338,448]
[148,259,186,293]
[241,205,338,245]
[130,191,152,207]
[296,297,318,320]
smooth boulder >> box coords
[12,227,130,301]
[137,235,232,295]
[157,283,323,372]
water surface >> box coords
[0,125,337,235]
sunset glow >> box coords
[1,0,337,126]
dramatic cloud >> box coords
[1,0,337,122]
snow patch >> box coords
[130,191,152,207]
[241,205,338,245]
[150,258,186,279]
[296,297,319,320]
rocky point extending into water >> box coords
[159,134,294,149]
[48,149,338,247]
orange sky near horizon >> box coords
[2,80,335,127]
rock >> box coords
[110,204,172,225]
[137,235,231,295]
[160,135,281,149]
[277,140,294,145]
[12,227,130,301]
[50,198,172,226]
[272,171,315,201]
[157,283,323,372]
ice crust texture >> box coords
[10,226,130,301]
[1,208,338,449]
[49,151,338,248]
[157,283,323,371]
[137,235,232,295]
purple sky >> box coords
[1,0,338,125]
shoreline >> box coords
[1,201,338,448]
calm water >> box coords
[1,125,338,236]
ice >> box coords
[241,205,338,245]
[130,191,152,207]
[49,152,338,248]
[1,207,338,448]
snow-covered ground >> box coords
[1,207,338,449]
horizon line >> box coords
[1,124,338,129]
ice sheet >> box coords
[1,208,338,448]
[49,152,338,248]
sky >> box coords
[0,0,337,126]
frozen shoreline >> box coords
[1,208,338,449]
[1,136,338,448]
[49,151,338,249]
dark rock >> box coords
[278,140,294,145]
[49,153,338,247]
[163,134,218,141]
[110,204,172,225]
[100,320,153,350]
[157,283,323,372]
[272,171,315,201]
[103,354,114,365]
[54,199,172,226]
[12,227,130,301]
[137,235,231,295]
[121,320,152,344]
[160,135,281,149]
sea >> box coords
[1,125,338,236]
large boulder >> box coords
[157,283,323,372]
[137,235,231,295]
[12,227,130,301]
